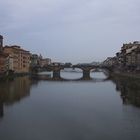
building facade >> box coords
[102,57,118,67]
[119,41,140,70]
[30,54,40,67]
[40,58,51,67]
[0,35,8,74]
[0,53,8,74]
[3,46,30,73]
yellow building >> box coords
[3,45,30,73]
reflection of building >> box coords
[0,76,35,118]
[112,77,140,107]
[3,45,30,73]
[0,77,31,103]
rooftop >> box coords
[4,45,30,53]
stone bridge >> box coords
[41,64,111,80]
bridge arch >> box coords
[50,66,103,80]
[90,69,107,79]
[60,68,83,80]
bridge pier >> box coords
[82,70,91,80]
[53,70,61,80]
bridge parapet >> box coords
[72,65,99,71]
[46,65,63,71]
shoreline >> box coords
[0,73,31,81]
[110,71,140,79]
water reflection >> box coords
[111,76,140,107]
[1,73,140,119]
[0,77,38,118]
[0,73,140,140]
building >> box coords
[3,45,30,73]
[5,54,14,72]
[40,58,51,67]
[113,41,140,71]
[120,42,140,70]
[30,54,40,67]
[0,35,8,74]
[0,53,8,74]
[102,57,118,67]
[51,62,64,66]
[30,54,51,67]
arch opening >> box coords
[90,68,107,79]
[61,68,83,80]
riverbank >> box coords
[0,73,31,81]
[111,71,140,79]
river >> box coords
[0,71,140,140]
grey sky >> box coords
[0,0,140,63]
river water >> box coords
[0,71,140,140]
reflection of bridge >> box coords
[36,64,112,80]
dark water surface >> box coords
[0,72,140,140]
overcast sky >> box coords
[0,0,140,63]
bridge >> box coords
[32,63,112,80]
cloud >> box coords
[0,0,140,62]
